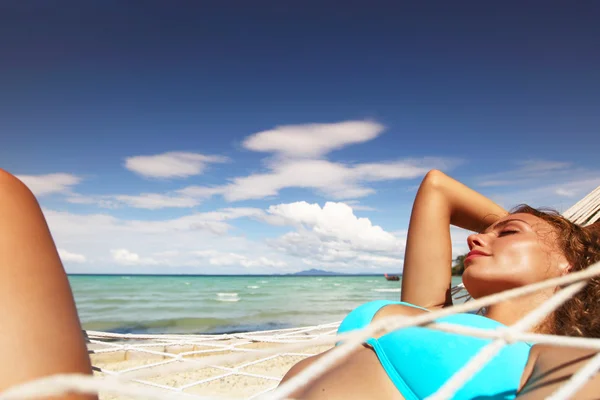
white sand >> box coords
[89,336,334,400]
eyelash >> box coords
[498,230,518,236]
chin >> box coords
[462,269,517,299]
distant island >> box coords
[291,269,344,276]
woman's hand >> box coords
[401,170,507,309]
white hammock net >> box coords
[2,186,599,400]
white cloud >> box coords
[16,173,82,196]
[243,120,385,158]
[176,186,224,199]
[57,248,87,263]
[41,207,288,273]
[181,157,455,202]
[193,250,287,268]
[55,120,459,209]
[41,201,409,273]
[124,152,229,179]
[66,194,119,208]
[111,249,158,266]
[66,193,200,210]
[113,194,199,209]
[262,201,405,271]
[555,188,577,197]
[265,201,402,252]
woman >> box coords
[0,169,96,400]
[281,170,600,399]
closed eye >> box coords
[498,230,519,237]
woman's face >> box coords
[462,213,569,298]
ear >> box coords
[559,260,572,276]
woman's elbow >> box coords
[420,169,448,191]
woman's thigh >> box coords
[280,346,404,400]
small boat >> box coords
[384,273,400,281]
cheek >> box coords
[495,240,550,280]
[463,240,551,296]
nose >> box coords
[467,233,488,250]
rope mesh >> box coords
[1,186,599,400]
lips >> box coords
[464,250,490,264]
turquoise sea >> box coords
[69,275,465,335]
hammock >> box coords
[2,186,600,400]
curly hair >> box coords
[511,205,600,338]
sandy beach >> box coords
[88,326,336,400]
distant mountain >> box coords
[292,269,345,276]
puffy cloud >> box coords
[265,201,402,253]
[124,152,229,179]
[243,120,385,158]
[57,248,87,263]
[260,201,476,271]
[262,201,405,271]
[16,173,82,196]
[111,249,158,266]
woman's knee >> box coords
[0,168,40,212]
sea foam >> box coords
[216,292,240,302]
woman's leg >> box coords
[0,169,95,399]
[517,344,600,399]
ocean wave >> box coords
[372,288,401,292]
[259,280,269,283]
[216,292,240,302]
[217,297,240,302]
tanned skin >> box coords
[0,169,96,400]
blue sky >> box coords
[1,2,599,274]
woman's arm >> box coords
[401,170,507,309]
[0,169,96,399]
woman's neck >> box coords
[484,289,556,331]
